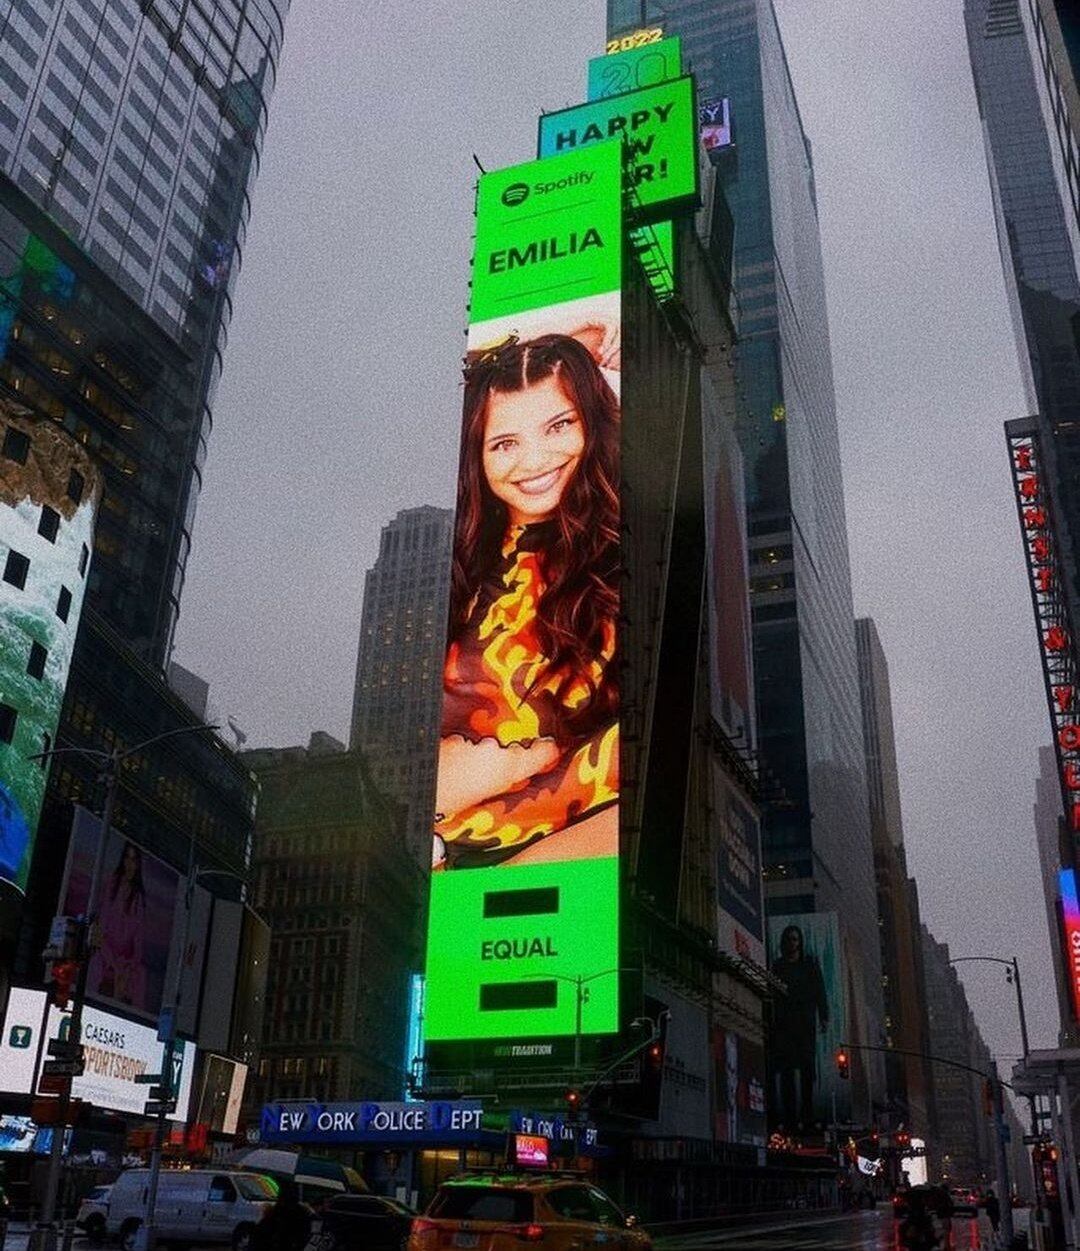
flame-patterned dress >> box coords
[437,521,618,867]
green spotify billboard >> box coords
[425,141,624,1041]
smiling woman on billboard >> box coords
[433,321,620,871]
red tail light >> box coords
[410,1219,440,1247]
[517,1225,544,1242]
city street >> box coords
[657,1210,996,1250]
[0,1214,1000,1251]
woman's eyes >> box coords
[490,438,516,453]
[549,416,578,433]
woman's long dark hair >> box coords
[109,841,146,912]
[451,333,620,737]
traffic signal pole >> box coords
[32,754,119,1251]
[840,1040,1016,1229]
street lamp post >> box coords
[947,955,1030,1060]
[522,968,632,1086]
[28,723,218,1251]
[949,955,1034,1246]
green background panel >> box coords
[630,218,675,299]
[470,144,623,325]
[425,856,619,1041]
[538,77,698,220]
[587,35,683,101]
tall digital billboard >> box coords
[766,912,850,1128]
[1059,868,1080,1020]
[0,405,100,893]
[424,142,623,1042]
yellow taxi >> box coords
[408,1173,651,1251]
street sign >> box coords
[39,1073,69,1095]
[144,1100,177,1117]
[42,1058,84,1078]
[157,1007,175,1044]
[46,1039,84,1061]
[134,1073,163,1085]
[147,1086,170,1102]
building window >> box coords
[67,469,84,504]
[78,543,89,576]
[38,506,60,543]
[27,642,47,680]
[1,427,29,464]
[3,550,29,590]
[56,585,72,621]
[0,704,16,745]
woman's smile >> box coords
[513,460,571,496]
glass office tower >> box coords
[607,0,884,1116]
[1,0,287,661]
[0,2,286,994]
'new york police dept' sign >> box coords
[260,1100,484,1145]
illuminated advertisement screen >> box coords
[588,35,682,100]
[766,913,850,1127]
[512,1133,549,1167]
[700,97,732,153]
[538,77,699,221]
[60,807,181,1021]
[425,143,623,1042]
[0,988,195,1120]
[1060,868,1080,1019]
[0,406,100,892]
[605,28,666,56]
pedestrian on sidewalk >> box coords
[983,1189,1001,1236]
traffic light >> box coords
[835,1049,850,1080]
[565,1089,581,1112]
[46,960,78,1009]
[647,1041,663,1068]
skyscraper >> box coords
[856,617,933,1140]
[920,924,998,1186]
[966,0,1080,618]
[350,505,452,865]
[244,734,421,1107]
[967,0,1080,1088]
[607,0,884,1115]
[0,0,287,1079]
[1,0,287,659]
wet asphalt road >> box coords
[655,1210,997,1250]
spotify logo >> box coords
[501,182,530,207]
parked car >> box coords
[408,1174,651,1251]
[307,1193,416,1251]
[75,1186,112,1243]
[105,1169,278,1251]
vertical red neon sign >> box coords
[1059,868,1080,1020]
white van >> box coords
[105,1169,277,1250]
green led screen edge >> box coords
[425,142,623,1042]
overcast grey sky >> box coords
[173,0,1057,1067]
